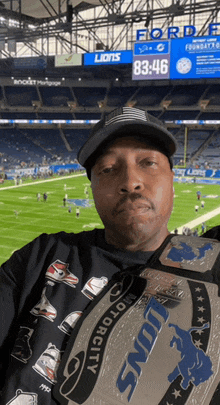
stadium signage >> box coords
[55,53,82,67]
[13,79,61,86]
[186,169,206,177]
[13,56,47,70]
[133,34,220,80]
[94,52,121,63]
[136,23,220,40]
[84,50,132,65]
[173,168,220,178]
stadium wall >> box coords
[174,168,220,178]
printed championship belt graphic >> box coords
[54,238,220,405]
[158,235,220,273]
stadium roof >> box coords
[1,0,113,21]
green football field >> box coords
[0,172,220,265]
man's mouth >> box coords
[115,202,151,215]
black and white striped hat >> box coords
[78,107,177,178]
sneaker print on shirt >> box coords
[81,276,108,300]
[30,287,57,322]
[11,327,34,364]
[46,260,79,288]
[32,343,61,385]
[6,389,38,405]
[58,311,83,335]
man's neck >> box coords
[104,229,170,252]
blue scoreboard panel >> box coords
[132,35,220,80]
[84,50,133,65]
[170,36,220,79]
[132,41,170,80]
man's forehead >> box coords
[98,136,162,156]
[90,134,174,175]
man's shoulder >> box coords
[202,225,220,241]
[6,229,103,259]
[44,228,103,245]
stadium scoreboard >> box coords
[132,40,170,80]
[132,35,220,81]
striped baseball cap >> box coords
[77,107,177,179]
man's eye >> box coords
[141,160,157,167]
[100,167,114,174]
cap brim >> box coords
[78,120,177,168]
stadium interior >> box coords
[0,0,219,171]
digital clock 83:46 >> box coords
[133,58,169,76]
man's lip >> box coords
[116,202,151,214]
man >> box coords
[202,221,206,234]
[193,228,199,237]
[43,192,48,202]
[76,206,80,218]
[197,190,201,200]
[195,204,199,213]
[68,206,72,213]
[0,107,219,405]
[84,186,89,199]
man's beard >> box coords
[104,212,164,250]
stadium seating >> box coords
[1,80,220,169]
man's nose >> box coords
[117,167,144,194]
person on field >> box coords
[76,206,80,218]
[196,190,201,200]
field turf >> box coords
[0,173,220,265]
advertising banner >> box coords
[170,35,220,79]
[84,50,132,65]
[174,168,220,178]
[55,54,82,67]
[13,57,47,70]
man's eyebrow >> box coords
[95,147,159,166]
[100,148,117,156]
[95,150,117,163]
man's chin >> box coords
[106,220,154,248]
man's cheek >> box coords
[155,186,163,203]
[91,177,100,190]
[94,194,107,210]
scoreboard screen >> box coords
[132,35,220,80]
[132,41,170,80]
[170,36,220,79]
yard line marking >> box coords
[0,173,86,191]
[171,206,220,234]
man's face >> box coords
[91,137,174,251]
